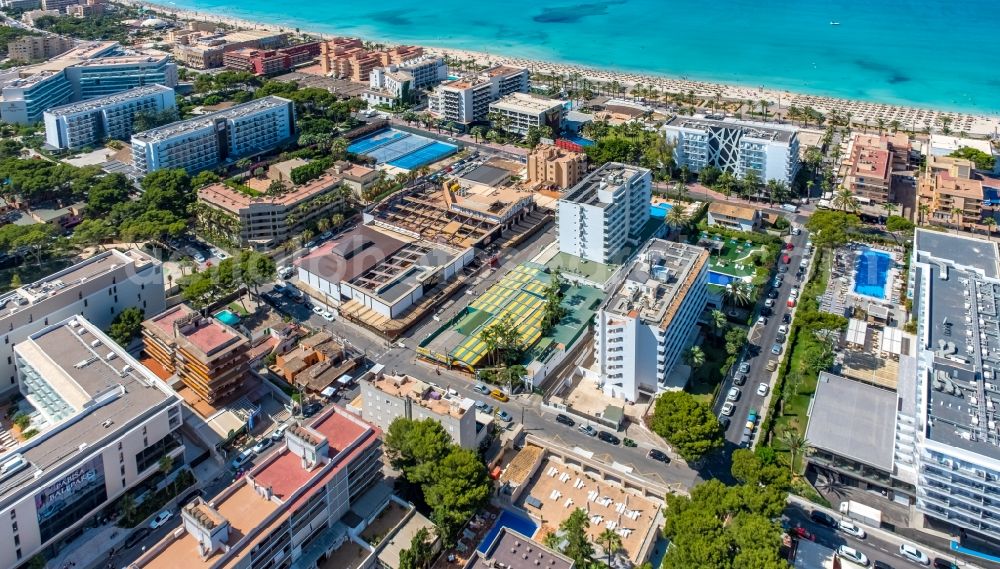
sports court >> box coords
[348,128,458,170]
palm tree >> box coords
[780,429,812,474]
[889,120,901,134]
[918,203,930,225]
[832,187,859,213]
[665,203,687,236]
[723,281,754,307]
[119,493,137,522]
[684,346,706,369]
[951,206,965,230]
[881,202,898,220]
[983,217,997,240]
[597,528,623,567]
[876,118,886,134]
[710,309,728,339]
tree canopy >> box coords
[948,146,996,171]
[805,210,860,249]
[384,418,453,484]
[107,307,145,347]
[650,391,723,462]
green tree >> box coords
[384,418,453,484]
[831,186,859,213]
[650,391,723,462]
[948,146,995,170]
[72,218,116,251]
[684,345,706,369]
[424,448,490,545]
[140,169,194,217]
[885,215,915,234]
[87,173,132,217]
[107,307,145,347]
[779,429,813,473]
[398,527,436,569]
[555,509,595,567]
[709,309,728,340]
[597,527,622,567]
[806,210,860,250]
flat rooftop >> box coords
[805,372,896,471]
[44,84,174,116]
[144,304,246,359]
[371,374,469,419]
[912,229,1000,456]
[664,115,796,143]
[137,407,377,569]
[466,528,572,569]
[296,225,409,285]
[369,181,499,248]
[561,162,648,208]
[198,171,343,214]
[0,317,176,505]
[0,249,156,322]
[132,96,290,144]
[349,241,460,303]
[604,239,708,329]
[490,92,566,114]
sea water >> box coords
[162,0,1000,114]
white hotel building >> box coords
[595,239,709,402]
[488,93,567,136]
[426,65,529,126]
[662,116,800,185]
[44,84,176,150]
[557,162,652,266]
[0,249,165,397]
[130,95,295,175]
[0,317,183,568]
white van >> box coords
[230,449,254,470]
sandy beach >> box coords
[131,0,1000,137]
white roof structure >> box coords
[846,318,868,347]
[929,134,994,156]
[880,326,904,355]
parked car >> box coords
[555,413,575,427]
[253,437,274,454]
[739,431,752,447]
[775,333,787,344]
[302,402,322,416]
[809,510,837,528]
[739,362,751,374]
[579,425,598,437]
[597,431,620,445]
[785,242,794,251]
[719,416,731,430]
[490,389,509,402]
[721,402,735,416]
[838,519,866,539]
[764,298,775,307]
[648,449,670,463]
[898,544,929,565]
[757,315,768,325]
[790,526,815,541]
[766,359,779,372]
[771,343,783,355]
[782,313,792,324]
[474,400,493,414]
[149,510,173,529]
[932,559,957,569]
[322,311,335,321]
[778,324,789,335]
[497,410,513,423]
[125,527,152,549]
[727,387,741,401]
[271,423,290,441]
[747,409,758,423]
[778,265,788,273]
[756,383,770,396]
[473,383,490,394]
[734,373,747,386]
[230,449,254,470]
[873,562,894,569]
[312,305,324,315]
[836,545,869,567]
[767,289,780,299]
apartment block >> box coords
[196,169,347,248]
[918,155,995,229]
[129,407,383,569]
[131,96,296,175]
[662,116,800,185]
[0,0,41,10]
[840,132,912,204]
[361,370,479,449]
[142,304,249,404]
[43,84,175,150]
[319,38,422,82]
[488,93,566,136]
[595,239,709,401]
[40,0,79,11]
[527,143,587,190]
[66,0,102,18]
[0,316,183,569]
[0,42,177,124]
[7,35,73,63]
[0,249,164,397]
[222,42,321,76]
[900,230,1000,544]
[173,30,288,69]
[427,65,529,125]
[365,55,447,106]
[557,162,652,265]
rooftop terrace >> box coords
[144,304,246,359]
[664,115,796,143]
[132,96,291,143]
[561,162,647,208]
[371,373,469,419]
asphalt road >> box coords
[714,225,812,447]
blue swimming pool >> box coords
[708,271,738,286]
[854,248,892,299]
[388,141,458,169]
[478,509,538,553]
[649,202,674,219]
[215,309,241,326]
[349,128,457,170]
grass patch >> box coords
[228,302,250,317]
[0,258,74,293]
[689,342,732,405]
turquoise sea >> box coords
[160,0,1000,114]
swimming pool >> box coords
[349,128,457,170]
[708,271,738,286]
[854,248,892,299]
[215,309,241,326]
[649,202,674,219]
[477,509,538,553]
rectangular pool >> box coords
[477,509,538,553]
[708,271,737,286]
[649,202,673,219]
[215,309,241,326]
[854,248,892,299]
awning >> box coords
[321,386,337,398]
[880,326,903,355]
[846,318,868,346]
[336,374,353,386]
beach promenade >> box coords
[132,0,1000,137]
